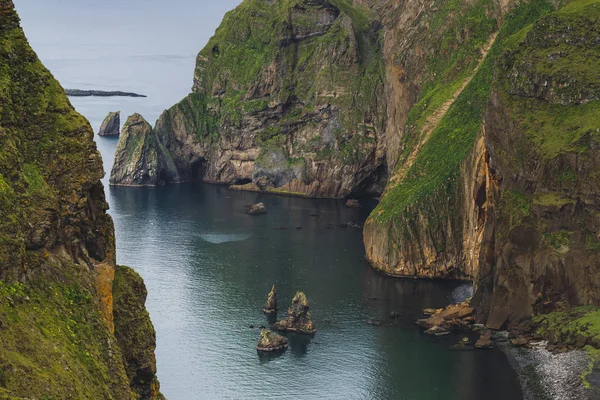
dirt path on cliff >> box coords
[388,32,498,187]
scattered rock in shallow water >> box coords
[389,311,401,319]
[247,203,267,215]
[264,285,277,315]
[416,301,475,335]
[366,319,384,327]
[256,329,288,352]
[345,199,361,208]
[475,329,494,349]
[273,292,316,334]
[451,337,473,349]
[512,336,529,347]
[98,111,120,136]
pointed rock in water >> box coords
[264,285,277,315]
[256,329,288,352]
[273,292,316,334]
[109,113,179,187]
[98,111,120,136]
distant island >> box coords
[65,89,147,98]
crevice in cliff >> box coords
[190,159,206,182]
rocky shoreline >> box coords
[497,336,600,400]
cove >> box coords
[106,180,524,399]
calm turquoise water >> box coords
[17,1,524,398]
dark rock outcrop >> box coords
[65,89,146,98]
[264,285,277,314]
[256,329,288,352]
[273,292,316,334]
[98,111,121,136]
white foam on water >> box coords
[199,233,252,244]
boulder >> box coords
[247,203,267,216]
[256,329,288,352]
[273,292,316,334]
[98,111,120,136]
[264,285,277,315]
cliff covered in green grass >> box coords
[0,1,163,398]
[110,0,387,198]
[364,0,600,333]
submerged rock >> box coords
[264,285,277,315]
[256,329,288,352]
[273,292,316,334]
[98,111,120,136]
[345,199,361,208]
[247,203,267,216]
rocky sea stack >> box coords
[256,329,288,352]
[110,113,178,187]
[98,111,120,136]
[264,285,278,314]
[273,292,316,334]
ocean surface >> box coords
[16,1,524,398]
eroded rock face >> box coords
[98,111,121,136]
[256,329,288,352]
[109,113,178,187]
[264,285,277,314]
[273,292,316,334]
[112,0,387,199]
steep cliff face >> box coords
[363,0,512,280]
[0,2,162,398]
[364,0,600,329]
[474,0,600,328]
[111,0,387,198]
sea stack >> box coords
[256,329,288,352]
[264,285,277,315]
[109,113,179,186]
[273,292,316,334]
[98,111,120,136]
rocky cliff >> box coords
[110,0,387,198]
[364,0,600,329]
[0,2,162,398]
